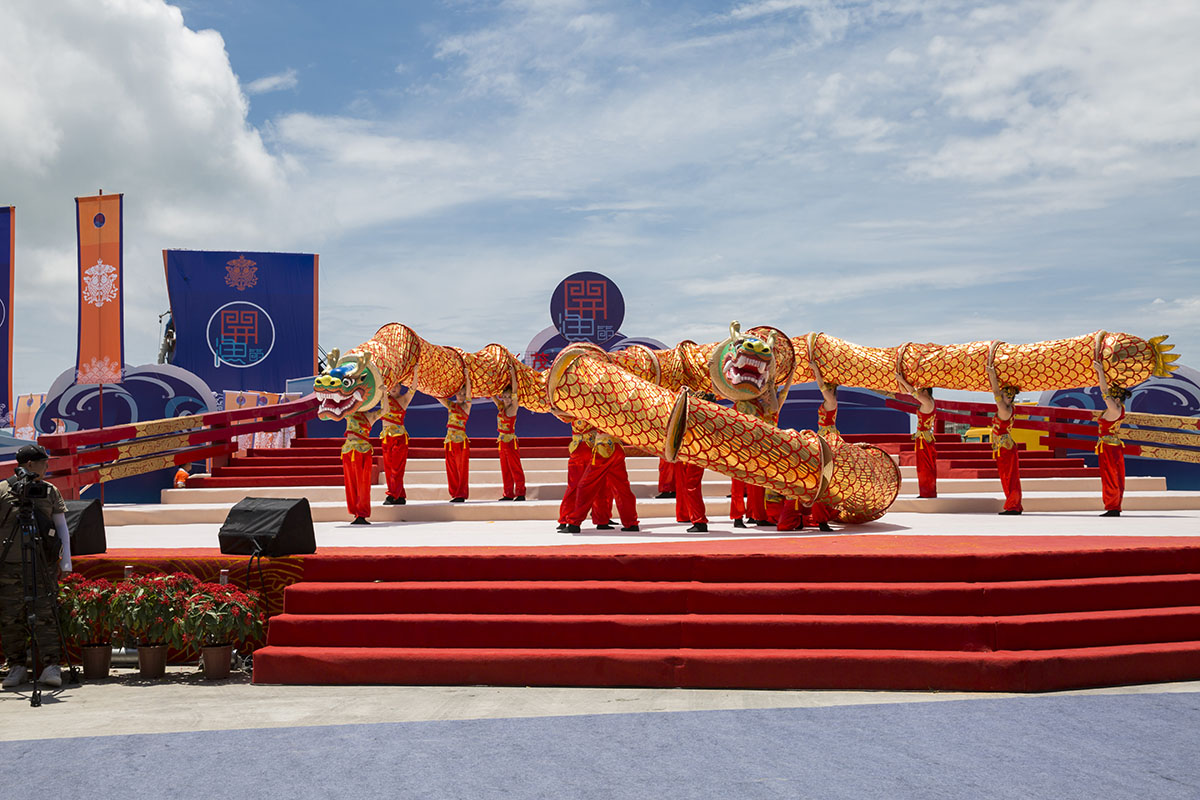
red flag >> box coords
[75,194,124,384]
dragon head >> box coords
[709,321,777,402]
[313,348,383,421]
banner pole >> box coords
[99,382,105,505]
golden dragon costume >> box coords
[313,323,1178,523]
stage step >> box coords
[279,574,1200,617]
[252,539,1200,690]
[250,642,1200,692]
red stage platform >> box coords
[75,534,1200,692]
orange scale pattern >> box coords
[822,442,901,524]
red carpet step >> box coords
[251,535,1200,691]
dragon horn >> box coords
[354,350,373,376]
[327,348,341,370]
[729,321,741,339]
[766,330,777,351]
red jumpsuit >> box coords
[341,412,375,518]
[568,434,638,529]
[444,401,471,500]
[992,413,1022,512]
[777,407,838,530]
[914,408,938,498]
[1096,408,1126,512]
[674,462,707,524]
[658,459,676,493]
[559,423,611,526]
[497,408,525,498]
[381,405,409,500]
[730,479,749,520]
[736,398,777,521]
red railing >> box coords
[5,396,319,499]
[887,396,1200,464]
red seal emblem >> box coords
[225,255,258,292]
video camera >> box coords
[10,466,50,501]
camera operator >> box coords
[0,445,72,689]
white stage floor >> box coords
[98,509,1200,550]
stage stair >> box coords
[251,536,1200,691]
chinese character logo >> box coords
[549,272,626,345]
[225,255,258,292]
[82,259,120,308]
[206,301,276,369]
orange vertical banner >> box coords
[75,193,124,384]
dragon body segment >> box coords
[315,322,1176,523]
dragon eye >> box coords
[341,378,354,388]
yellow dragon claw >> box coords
[1150,335,1179,377]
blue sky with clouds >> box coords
[1,0,1198,398]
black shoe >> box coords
[687,523,708,533]
[499,496,514,501]
[655,491,675,499]
[817,522,833,532]
[396,497,405,505]
[1100,509,1121,517]
[514,496,525,502]
[556,523,567,532]
[998,509,1022,516]
[383,496,396,506]
[350,516,370,525]
[752,519,771,526]
[733,518,747,529]
[621,525,639,532]
[565,524,581,533]
[450,497,466,503]
[596,523,615,530]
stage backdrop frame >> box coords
[164,250,318,393]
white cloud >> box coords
[0,0,287,395]
[245,68,298,95]
[912,0,1200,185]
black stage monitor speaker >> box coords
[64,499,107,556]
[218,497,315,557]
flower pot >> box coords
[138,645,168,679]
[201,644,234,680]
[81,644,112,680]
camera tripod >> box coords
[0,485,79,708]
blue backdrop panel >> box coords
[164,250,317,393]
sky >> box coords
[1,0,1198,399]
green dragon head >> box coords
[709,321,777,402]
[313,348,384,421]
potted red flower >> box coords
[111,572,197,678]
[59,573,117,679]
[181,582,265,680]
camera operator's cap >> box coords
[14,445,49,464]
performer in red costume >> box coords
[730,479,750,528]
[675,462,707,532]
[564,432,638,533]
[736,376,791,527]
[438,385,471,502]
[987,353,1022,515]
[341,409,377,525]
[897,367,938,499]
[493,377,526,501]
[382,376,416,506]
[1094,358,1129,517]
[657,459,676,499]
[557,419,612,531]
[779,374,838,532]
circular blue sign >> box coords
[93,213,105,228]
[206,301,276,369]
[549,271,625,344]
